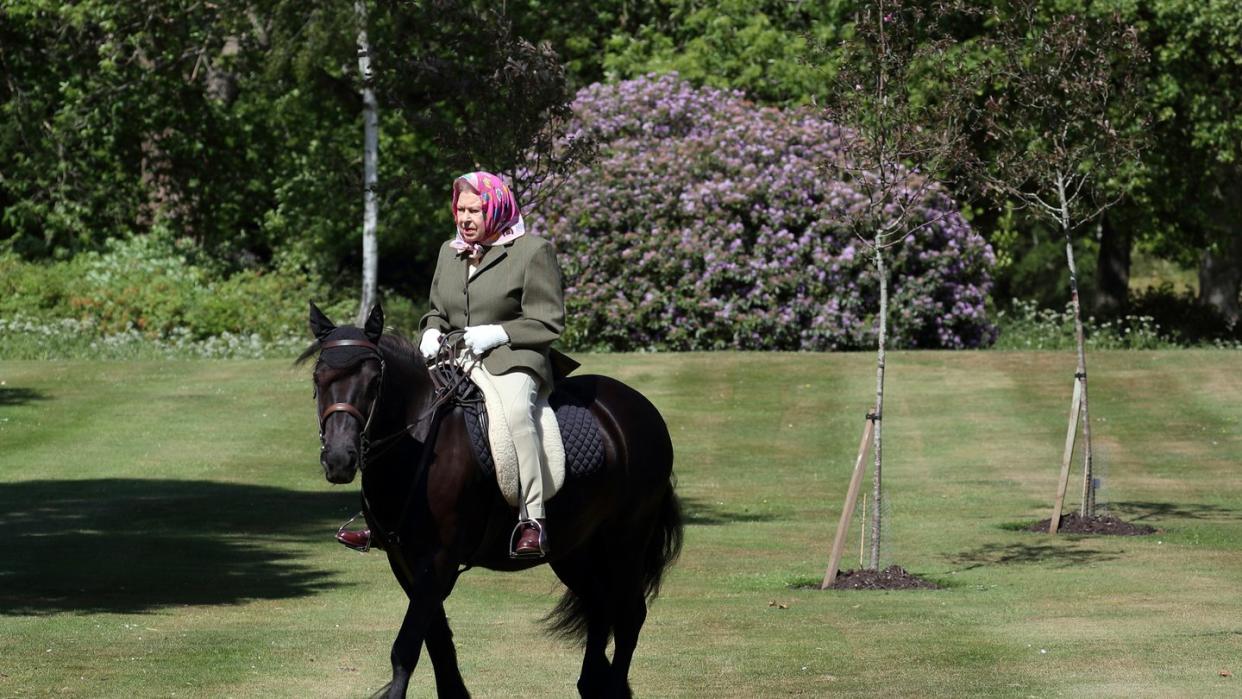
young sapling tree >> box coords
[969,1,1148,521]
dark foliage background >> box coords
[2,0,1238,345]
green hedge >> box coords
[1,235,426,358]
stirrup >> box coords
[508,518,546,559]
[336,511,370,553]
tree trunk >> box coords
[1198,236,1242,325]
[1057,177,1095,518]
[204,36,241,106]
[868,241,887,571]
[1069,238,1096,517]
[1093,210,1130,317]
[356,0,379,325]
[1198,175,1242,325]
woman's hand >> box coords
[463,324,509,354]
[419,328,443,360]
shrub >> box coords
[527,74,996,351]
[1128,283,1241,345]
[0,235,376,357]
[0,314,310,360]
[69,236,209,336]
[992,299,1172,350]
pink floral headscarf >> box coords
[449,171,526,259]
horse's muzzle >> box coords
[321,444,359,484]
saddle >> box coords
[431,357,605,506]
[462,381,607,499]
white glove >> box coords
[463,324,509,354]
[419,328,443,360]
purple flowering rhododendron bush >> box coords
[527,74,995,351]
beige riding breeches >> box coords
[470,363,551,520]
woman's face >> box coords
[455,189,488,244]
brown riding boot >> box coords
[336,528,374,552]
[336,512,383,552]
[510,519,547,559]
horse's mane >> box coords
[293,328,418,367]
[379,331,416,357]
[294,341,319,366]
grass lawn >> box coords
[1,351,1240,698]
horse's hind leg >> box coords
[606,584,646,699]
[602,515,661,698]
[551,553,612,698]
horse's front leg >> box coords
[425,601,469,698]
[385,559,468,699]
[386,594,434,699]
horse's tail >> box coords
[640,481,684,603]
[543,479,684,644]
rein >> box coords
[371,332,482,542]
[424,330,486,416]
[316,331,483,553]
[315,336,471,468]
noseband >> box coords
[316,338,386,468]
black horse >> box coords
[303,303,682,698]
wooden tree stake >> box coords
[822,413,876,589]
[1049,378,1084,534]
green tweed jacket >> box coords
[419,234,566,388]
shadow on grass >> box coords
[0,478,360,616]
[949,542,1119,571]
[0,386,48,407]
[1108,501,1242,522]
[680,496,778,526]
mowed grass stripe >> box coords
[0,361,318,483]
[1,351,1240,697]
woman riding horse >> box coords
[338,171,562,558]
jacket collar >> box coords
[462,240,513,283]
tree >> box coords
[602,0,841,105]
[1003,0,1242,329]
[822,0,979,571]
[968,1,1149,520]
[1133,0,1242,324]
[0,1,584,307]
[355,0,379,324]
[0,0,277,259]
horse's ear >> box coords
[364,303,384,343]
[308,301,336,340]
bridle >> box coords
[314,332,489,476]
[315,332,494,560]
[315,338,387,469]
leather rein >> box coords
[316,332,480,560]
[315,333,480,473]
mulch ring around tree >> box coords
[824,565,941,590]
[1025,512,1156,536]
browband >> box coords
[321,339,381,352]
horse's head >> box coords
[307,301,386,484]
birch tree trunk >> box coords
[866,0,890,571]
[1056,174,1095,517]
[356,0,379,325]
[869,239,887,570]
